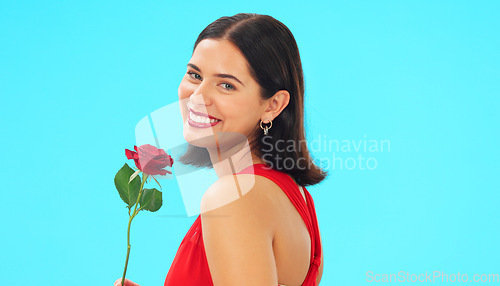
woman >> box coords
[115,13,326,286]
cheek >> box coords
[178,80,193,121]
[218,99,260,127]
[178,79,193,100]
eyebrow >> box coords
[187,63,246,87]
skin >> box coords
[115,38,323,285]
[178,38,290,176]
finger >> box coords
[114,278,140,286]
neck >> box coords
[205,136,264,178]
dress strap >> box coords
[301,189,322,285]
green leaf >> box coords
[139,188,163,212]
[114,163,141,208]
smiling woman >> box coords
[175,14,327,188]
[114,12,326,286]
[166,13,325,286]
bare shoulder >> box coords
[200,174,280,285]
[200,173,280,219]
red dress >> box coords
[164,163,322,286]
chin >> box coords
[183,121,250,151]
[182,121,218,148]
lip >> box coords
[188,107,220,120]
[187,107,222,128]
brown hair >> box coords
[179,13,327,186]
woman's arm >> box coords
[201,174,278,286]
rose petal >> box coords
[135,144,173,176]
[125,149,136,159]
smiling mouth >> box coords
[188,107,222,128]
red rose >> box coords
[125,144,173,176]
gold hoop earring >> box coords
[260,119,273,135]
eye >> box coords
[187,71,202,81]
[220,83,235,91]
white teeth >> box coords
[189,111,220,124]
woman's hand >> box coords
[114,278,140,286]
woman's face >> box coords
[178,39,266,147]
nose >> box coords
[190,83,212,107]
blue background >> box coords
[1,1,499,285]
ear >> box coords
[261,90,290,123]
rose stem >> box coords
[121,173,148,286]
